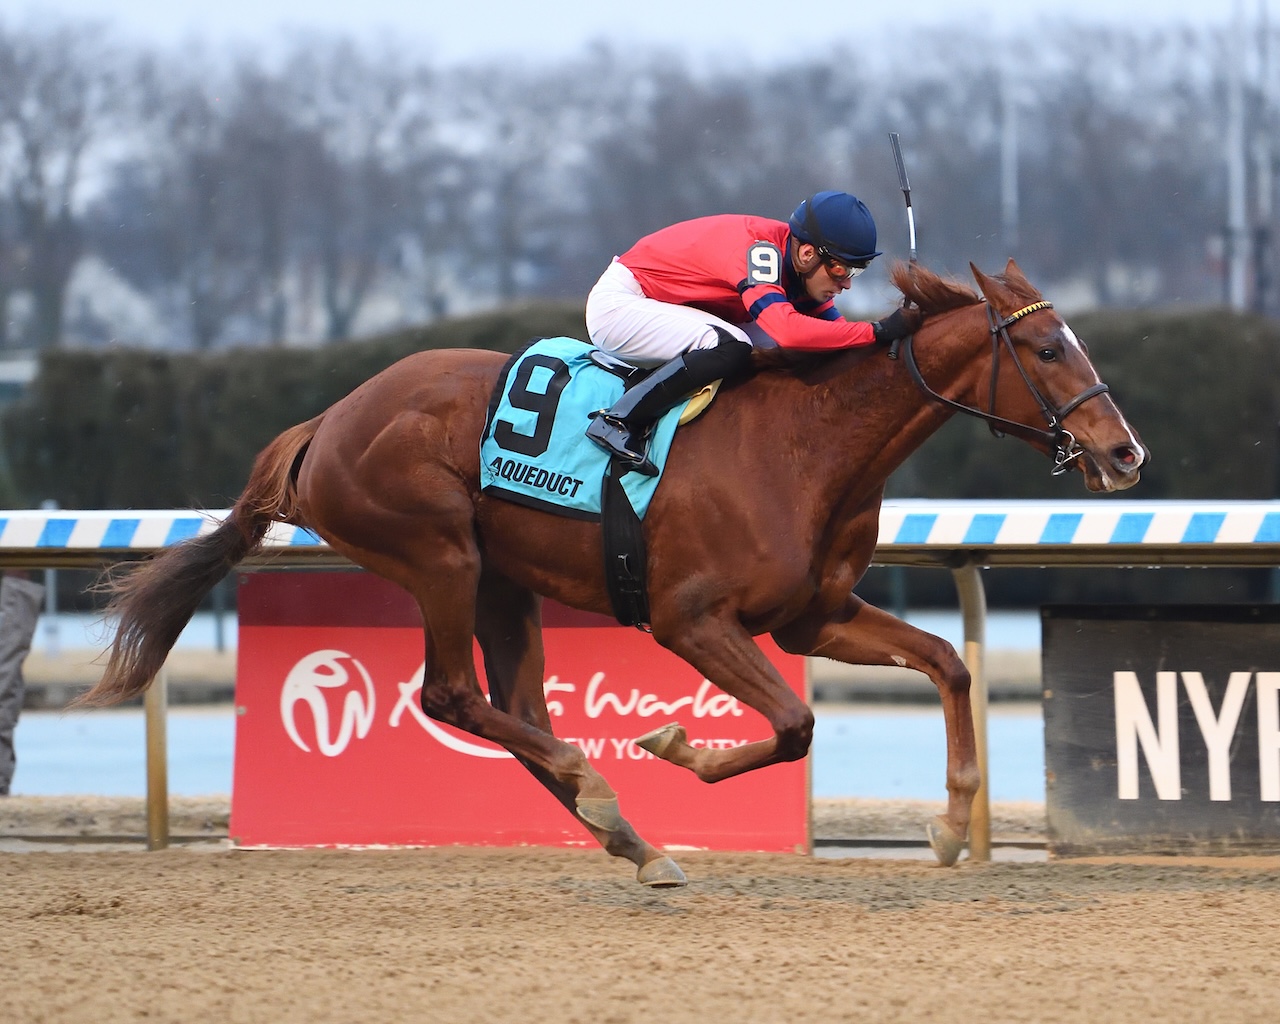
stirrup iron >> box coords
[585,414,657,476]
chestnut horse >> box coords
[81,260,1145,885]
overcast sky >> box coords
[24,0,1243,66]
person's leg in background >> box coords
[0,572,46,795]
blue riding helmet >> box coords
[788,191,881,263]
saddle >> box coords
[482,338,726,630]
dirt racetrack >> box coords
[3,813,1278,1024]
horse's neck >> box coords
[777,306,987,500]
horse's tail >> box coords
[72,415,325,709]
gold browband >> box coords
[1002,300,1053,325]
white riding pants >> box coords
[585,259,764,368]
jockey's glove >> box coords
[872,307,924,344]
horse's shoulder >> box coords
[749,347,838,375]
[748,346,887,388]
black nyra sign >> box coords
[1042,605,1280,856]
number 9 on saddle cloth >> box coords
[480,336,735,628]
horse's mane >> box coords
[751,261,982,372]
[889,261,981,315]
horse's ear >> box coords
[1003,258,1035,293]
[967,259,1018,312]
[970,262,1012,306]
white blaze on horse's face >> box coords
[1048,320,1147,492]
[968,261,1150,493]
[1060,324,1087,355]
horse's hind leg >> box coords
[475,571,685,887]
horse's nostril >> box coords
[1113,445,1141,469]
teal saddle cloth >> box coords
[479,337,691,522]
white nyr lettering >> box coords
[1114,671,1280,801]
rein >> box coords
[889,300,1110,476]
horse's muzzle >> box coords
[1081,441,1147,492]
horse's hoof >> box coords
[637,856,687,888]
[635,723,684,760]
[926,816,966,867]
[576,796,624,832]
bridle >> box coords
[889,300,1110,476]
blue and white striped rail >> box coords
[877,500,1280,566]
[0,509,335,567]
[0,501,1278,568]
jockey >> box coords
[584,190,922,474]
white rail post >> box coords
[951,559,991,861]
[144,666,169,850]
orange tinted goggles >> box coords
[820,249,873,280]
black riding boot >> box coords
[586,335,753,475]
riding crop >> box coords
[888,132,917,263]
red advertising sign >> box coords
[230,571,809,851]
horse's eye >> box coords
[1038,347,1057,363]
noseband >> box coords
[889,300,1110,476]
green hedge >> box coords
[889,308,1280,501]
[4,301,1275,610]
[3,303,1277,511]
[2,302,587,509]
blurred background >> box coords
[1,1,1276,802]
[0,1,1269,352]
[1,0,1278,612]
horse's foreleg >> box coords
[474,571,685,887]
[773,595,979,867]
[638,614,814,784]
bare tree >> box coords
[399,110,474,322]
[0,196,18,348]
[0,19,126,348]
[281,36,422,340]
[444,58,607,304]
[47,19,1268,351]
[1019,26,1222,305]
[110,53,309,349]
[218,61,308,345]
[584,61,764,260]
[139,65,260,350]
